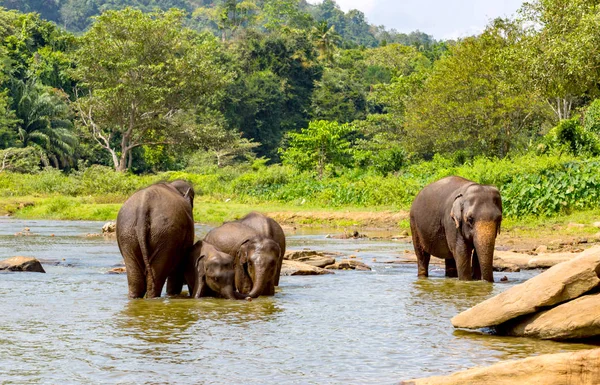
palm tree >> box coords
[311,21,341,64]
[11,78,77,168]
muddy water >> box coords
[0,218,596,384]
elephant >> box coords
[204,222,282,298]
[237,212,286,286]
[409,176,502,282]
[117,180,195,298]
[184,240,248,300]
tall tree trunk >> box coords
[116,150,128,172]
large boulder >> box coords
[452,246,600,329]
[401,348,600,385]
[0,256,45,273]
[502,292,600,340]
[280,260,334,276]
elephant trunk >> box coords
[474,221,498,283]
[221,285,248,300]
[247,274,267,299]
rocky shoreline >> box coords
[405,246,600,384]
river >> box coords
[0,218,596,384]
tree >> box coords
[311,67,367,123]
[173,109,259,168]
[281,120,353,177]
[261,0,312,31]
[11,78,76,168]
[72,8,232,172]
[520,0,600,120]
[406,19,551,158]
[192,0,260,42]
[311,21,341,64]
[226,29,322,159]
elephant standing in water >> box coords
[184,240,248,299]
[410,176,502,282]
[238,212,286,286]
[117,180,195,298]
[204,215,284,298]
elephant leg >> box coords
[166,274,184,296]
[166,261,185,296]
[123,253,146,299]
[445,258,458,278]
[472,250,482,280]
[411,232,430,278]
[146,268,168,298]
[453,240,473,281]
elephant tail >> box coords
[136,204,156,296]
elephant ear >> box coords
[450,194,463,229]
[183,188,194,208]
[189,241,207,298]
[237,239,251,265]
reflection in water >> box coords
[116,299,201,344]
[191,297,281,324]
[116,297,282,344]
[410,278,494,310]
[453,329,597,360]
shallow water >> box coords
[0,218,596,384]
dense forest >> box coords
[0,0,600,217]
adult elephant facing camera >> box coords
[410,176,502,282]
[117,180,195,298]
[204,221,282,298]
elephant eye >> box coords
[467,216,474,225]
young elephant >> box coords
[184,241,248,300]
[238,212,286,286]
[410,176,502,282]
[204,223,281,298]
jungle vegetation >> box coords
[0,0,600,218]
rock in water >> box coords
[102,221,116,234]
[325,259,372,271]
[108,267,127,274]
[280,260,334,276]
[502,293,600,340]
[401,348,600,385]
[284,249,337,268]
[452,246,600,329]
[0,256,45,273]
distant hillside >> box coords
[0,0,437,49]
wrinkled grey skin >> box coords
[238,212,286,286]
[117,180,195,298]
[204,223,281,298]
[410,176,502,282]
[184,241,247,300]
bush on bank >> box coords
[0,154,598,218]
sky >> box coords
[309,0,526,40]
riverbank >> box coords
[2,195,600,252]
